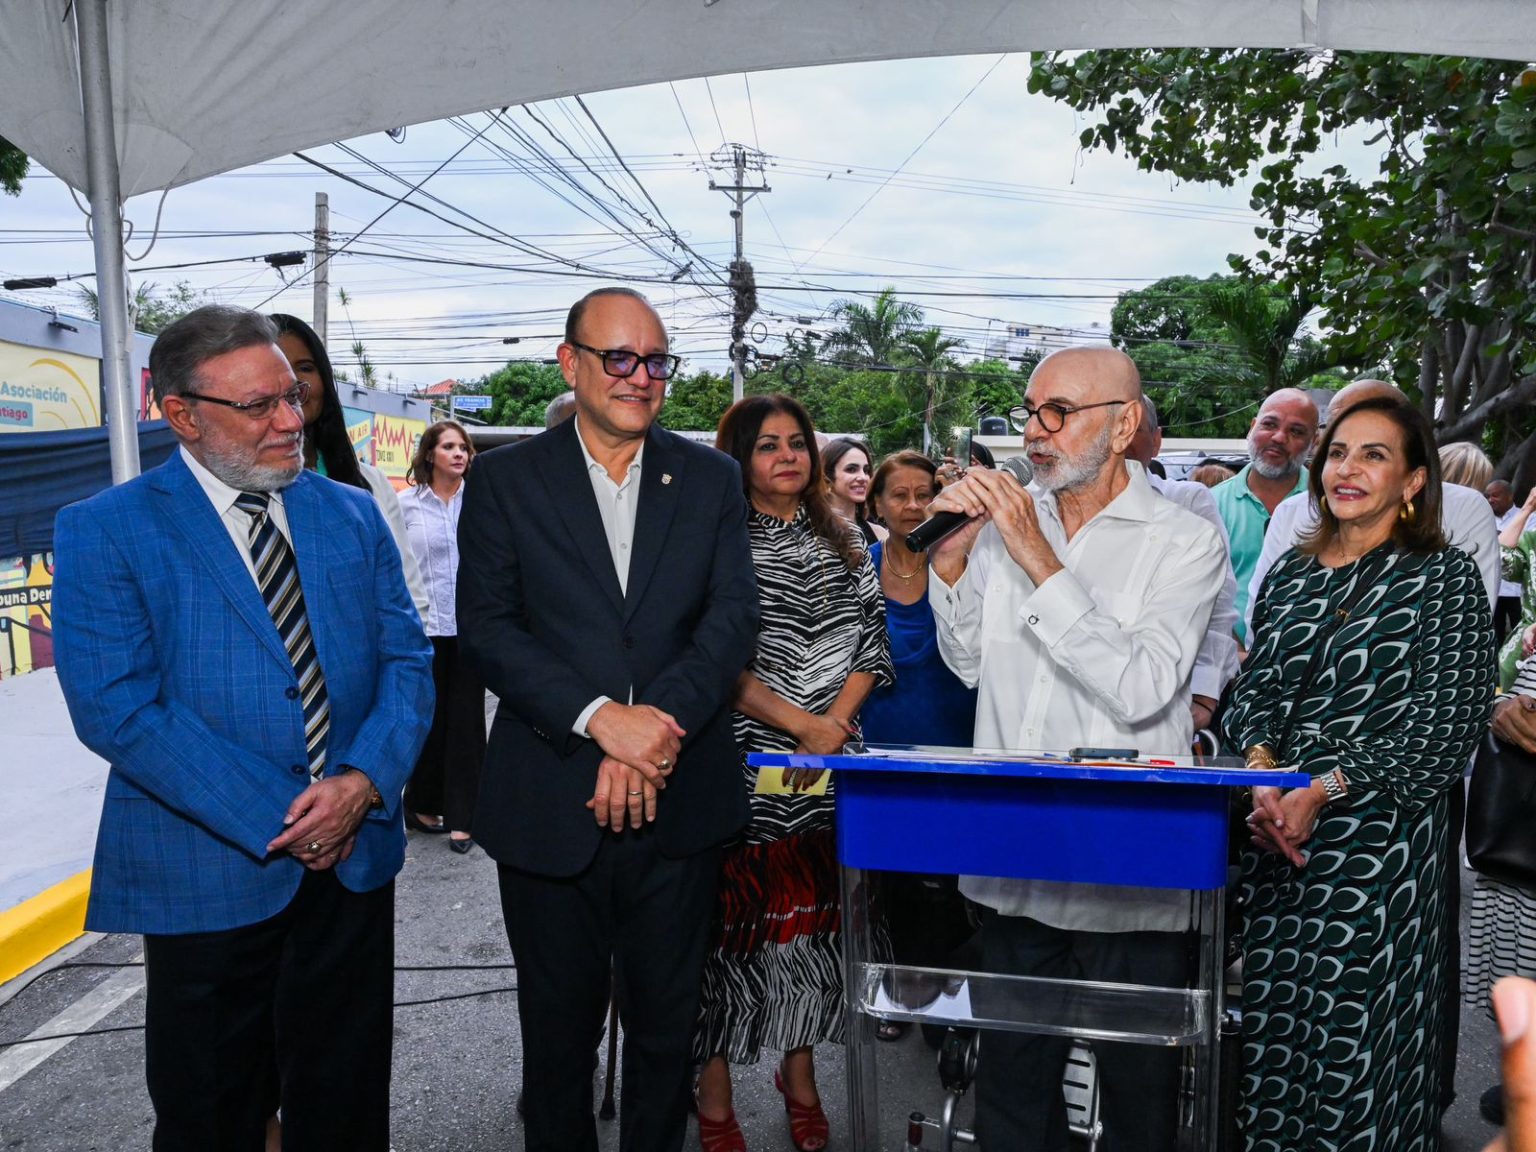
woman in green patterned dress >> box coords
[1223,397,1495,1152]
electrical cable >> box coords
[254,108,514,310]
[804,54,1008,265]
[703,77,728,145]
[671,82,708,169]
[573,94,725,286]
[743,74,762,153]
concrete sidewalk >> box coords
[2,669,104,916]
[0,670,104,985]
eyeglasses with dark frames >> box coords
[568,340,681,381]
[180,381,311,421]
[1008,398,1126,435]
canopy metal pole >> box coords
[77,0,140,484]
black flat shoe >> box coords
[449,836,475,855]
[405,811,447,834]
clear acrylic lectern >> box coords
[747,744,1306,1152]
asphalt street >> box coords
[0,826,1508,1151]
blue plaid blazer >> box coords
[52,451,434,934]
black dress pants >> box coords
[974,911,1192,1152]
[142,869,395,1152]
[406,634,486,828]
[499,831,719,1152]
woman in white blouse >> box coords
[400,420,486,852]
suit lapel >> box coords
[154,454,291,668]
[538,421,626,614]
[623,426,684,622]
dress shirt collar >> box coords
[407,478,463,508]
[179,444,289,518]
[1033,457,1158,532]
[573,415,645,483]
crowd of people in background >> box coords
[47,285,1536,1152]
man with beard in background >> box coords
[1211,388,1319,645]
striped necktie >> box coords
[234,492,330,779]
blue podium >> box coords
[748,744,1306,1151]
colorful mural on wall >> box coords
[0,553,54,677]
[0,342,102,432]
[372,413,425,490]
[344,405,375,466]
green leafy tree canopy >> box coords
[1029,49,1536,482]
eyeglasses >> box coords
[568,340,681,381]
[181,382,310,420]
[1008,399,1125,434]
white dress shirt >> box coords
[180,445,293,581]
[1147,472,1240,701]
[399,479,463,637]
[930,460,1228,932]
[1245,482,1501,639]
[572,416,646,736]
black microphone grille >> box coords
[999,455,1034,487]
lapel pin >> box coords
[662,473,673,485]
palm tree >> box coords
[900,326,965,454]
[1202,280,1338,392]
[821,287,922,366]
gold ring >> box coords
[659,758,670,769]
[628,790,644,796]
[306,840,322,853]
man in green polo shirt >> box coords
[1212,387,1319,645]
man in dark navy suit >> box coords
[458,287,759,1152]
[52,306,434,1151]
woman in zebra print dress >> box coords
[1466,653,1536,1125]
[1224,399,1494,1152]
[693,396,893,1152]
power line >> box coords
[702,76,728,144]
[670,82,708,168]
[255,110,514,310]
[743,74,762,153]
[805,54,1008,264]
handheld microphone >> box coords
[904,455,1034,553]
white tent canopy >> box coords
[6,0,1534,199]
[3,0,1534,480]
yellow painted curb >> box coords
[0,870,91,986]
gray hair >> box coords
[1140,394,1159,430]
[149,305,280,405]
[544,390,578,429]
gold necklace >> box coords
[884,546,925,581]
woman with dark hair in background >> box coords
[860,450,977,748]
[859,450,978,1042]
[1224,397,1494,1151]
[693,395,892,1152]
[268,313,428,621]
[822,436,886,545]
[400,421,486,851]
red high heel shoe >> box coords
[696,1098,747,1152]
[773,1066,829,1152]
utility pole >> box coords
[709,144,769,402]
[313,192,329,343]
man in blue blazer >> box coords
[458,288,759,1152]
[52,306,434,1152]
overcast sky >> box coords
[0,53,1291,393]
